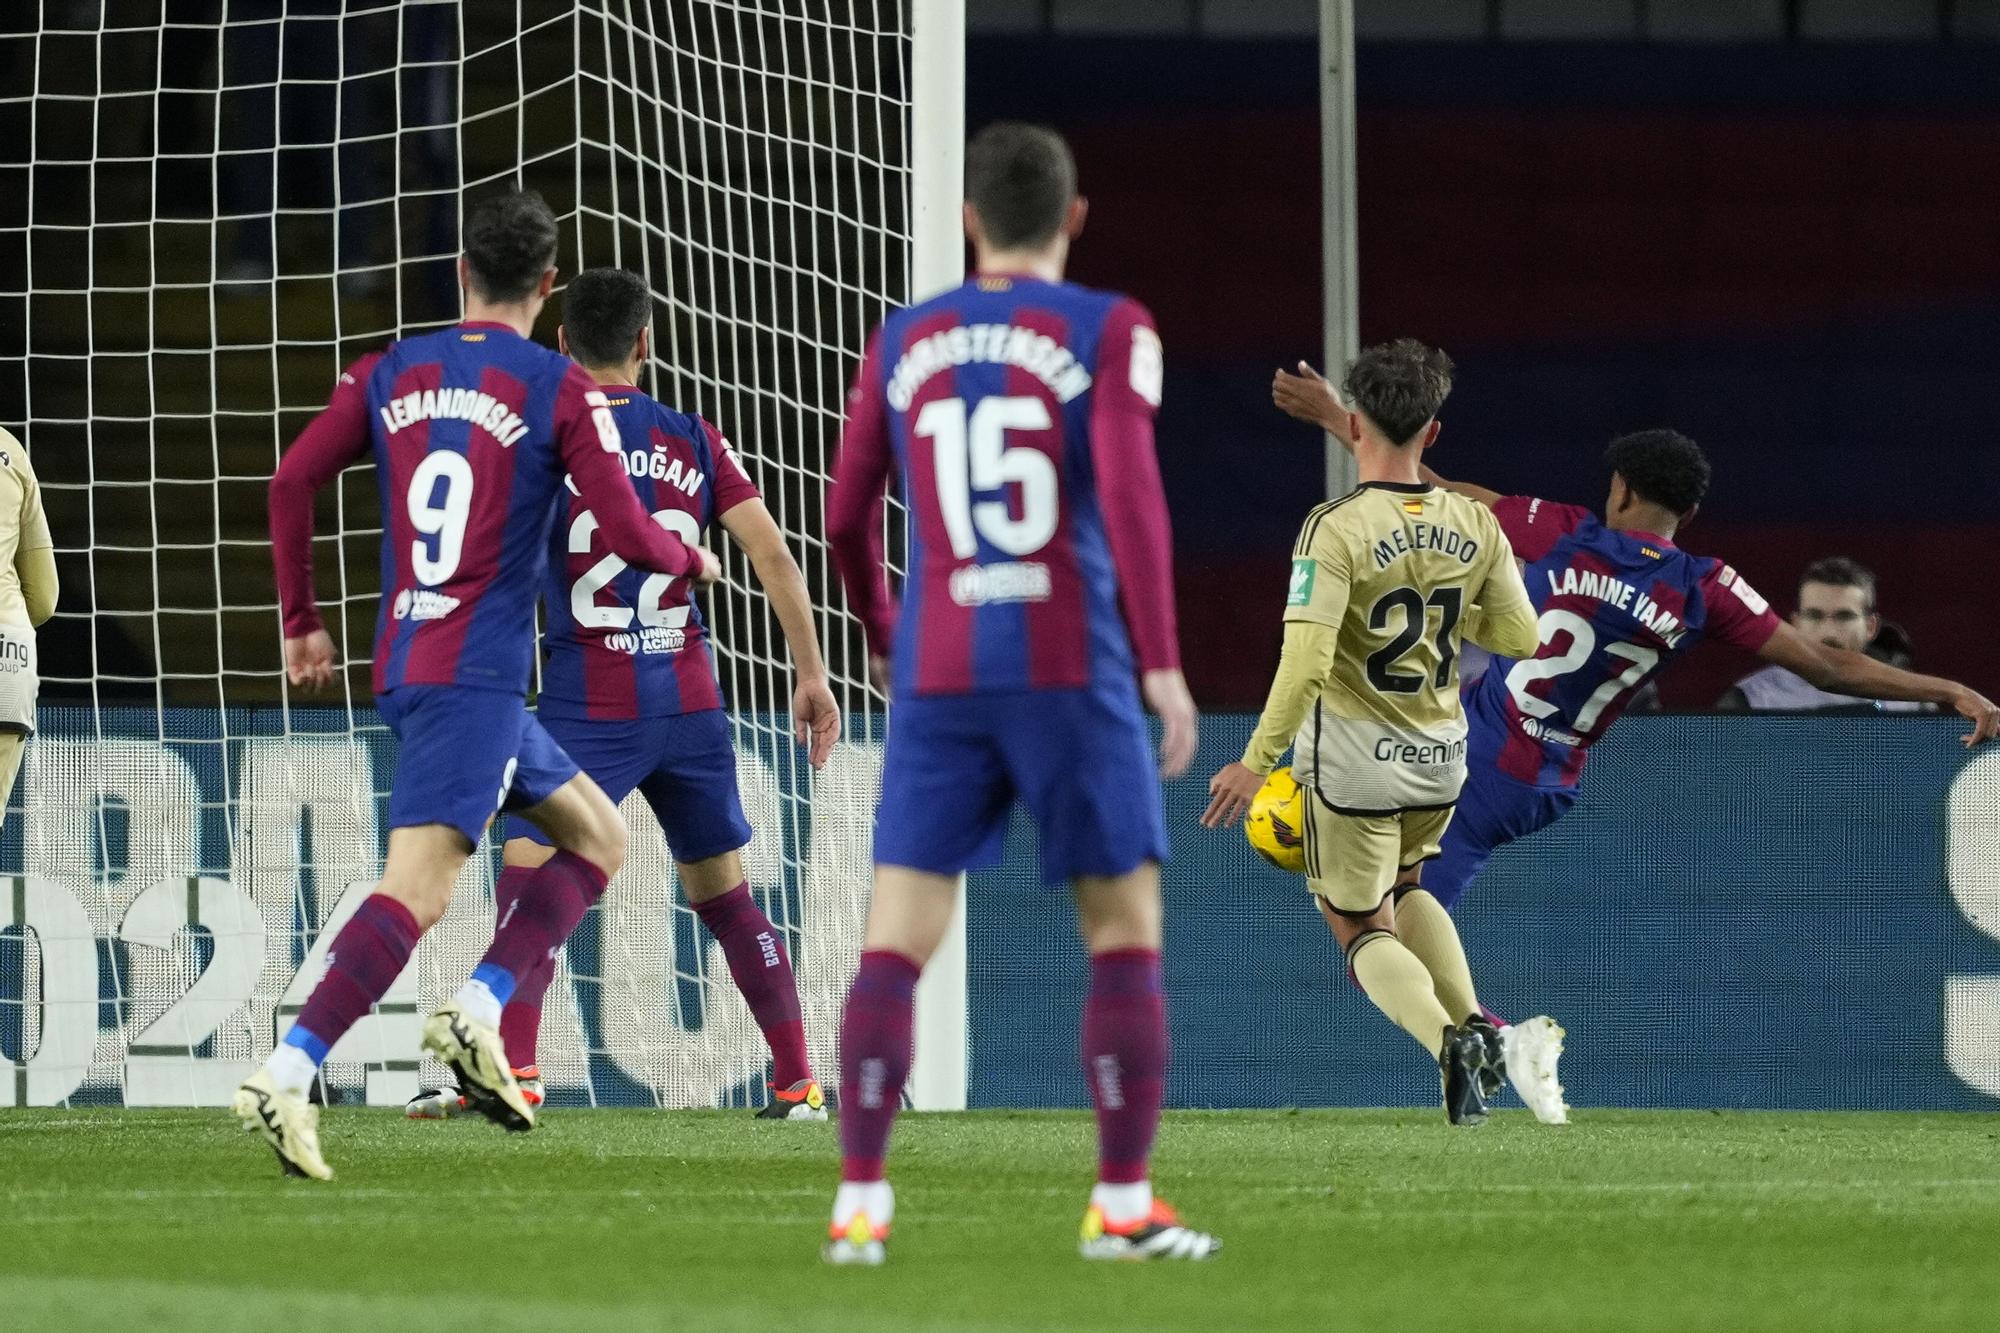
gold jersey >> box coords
[0,428,52,629]
[1283,481,1536,812]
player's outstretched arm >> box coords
[1203,619,1338,829]
[555,367,718,583]
[1274,361,1505,506]
[1093,301,1197,778]
[1755,622,2000,746]
[268,355,378,691]
[1272,361,1354,442]
[1464,535,1541,659]
[719,497,840,769]
[1417,464,1504,510]
[1204,533,1349,830]
[826,332,897,674]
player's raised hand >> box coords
[1950,686,2000,747]
[868,654,891,699]
[1200,761,1263,829]
[1141,668,1199,779]
[689,544,724,586]
[283,628,337,692]
[792,675,841,770]
[1272,361,1348,434]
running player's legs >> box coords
[244,688,580,1170]
[480,715,650,1075]
[833,698,1013,1250]
[1379,805,1482,1027]
[991,687,1215,1256]
[1401,760,1576,1125]
[632,710,818,1111]
[424,713,626,1127]
[1301,795,1482,1101]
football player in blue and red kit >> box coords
[1275,365,1999,1119]
[241,192,721,1179]
[405,266,841,1122]
[822,124,1217,1264]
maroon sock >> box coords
[478,850,608,991]
[694,883,811,1087]
[291,894,422,1057]
[492,865,551,1069]
[837,950,920,1182]
[1081,948,1168,1185]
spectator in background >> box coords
[1717,557,1924,712]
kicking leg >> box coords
[1321,897,1489,1127]
[1073,864,1219,1261]
[825,864,959,1265]
[1307,802,1490,1125]
[431,772,626,1129]
[1392,879,1482,1025]
[407,835,554,1118]
[681,851,819,1118]
[241,822,467,1177]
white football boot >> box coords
[1500,1015,1570,1125]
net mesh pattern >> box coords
[0,0,908,1108]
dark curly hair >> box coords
[1343,338,1454,446]
[562,267,652,370]
[1604,429,1710,516]
[463,189,559,303]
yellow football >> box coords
[1245,768,1307,874]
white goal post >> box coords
[1,0,967,1112]
[905,0,970,1113]
[1320,0,1359,499]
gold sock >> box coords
[1394,888,1480,1024]
[1348,931,1452,1058]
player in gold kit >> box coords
[1202,339,1551,1124]
[0,426,57,831]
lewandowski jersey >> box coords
[1469,495,1782,788]
[827,275,1177,699]
[535,387,761,720]
[360,323,640,696]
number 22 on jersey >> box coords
[569,508,703,630]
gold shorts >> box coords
[1302,794,1454,915]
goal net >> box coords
[0,0,913,1109]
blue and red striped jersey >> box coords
[827,274,1179,698]
[268,321,701,701]
[535,386,761,720]
[1467,495,1781,788]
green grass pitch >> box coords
[4,1107,1999,1331]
